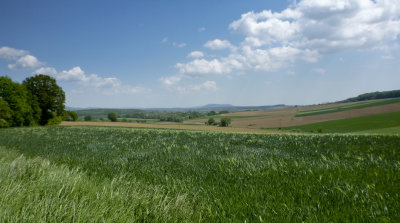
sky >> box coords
[0,0,399,108]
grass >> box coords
[285,112,400,133]
[0,126,399,222]
[296,98,400,117]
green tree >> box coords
[23,75,65,125]
[219,117,231,127]
[206,117,215,125]
[84,115,92,121]
[63,111,78,121]
[0,98,12,128]
[108,112,118,122]
[207,111,217,116]
[0,76,37,127]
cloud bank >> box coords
[162,0,400,84]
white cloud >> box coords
[161,37,168,43]
[176,59,232,75]
[204,39,235,50]
[0,46,28,60]
[8,54,42,70]
[313,68,327,74]
[173,42,187,48]
[34,66,148,95]
[172,0,400,78]
[159,74,182,85]
[34,67,57,76]
[177,80,217,93]
[230,0,400,53]
[198,27,206,32]
[187,51,204,58]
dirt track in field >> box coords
[60,121,282,134]
[184,102,400,129]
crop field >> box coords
[0,126,399,222]
[283,112,400,133]
[295,98,400,117]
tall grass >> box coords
[0,126,399,222]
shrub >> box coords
[108,112,118,122]
[206,118,215,125]
[46,115,62,126]
[84,115,92,121]
[219,117,231,127]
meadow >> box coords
[0,126,399,222]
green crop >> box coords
[0,126,399,222]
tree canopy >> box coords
[0,75,65,127]
[23,74,65,125]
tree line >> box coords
[0,75,67,128]
[340,89,400,102]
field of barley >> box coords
[0,126,399,222]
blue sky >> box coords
[1,0,399,108]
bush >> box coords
[108,112,118,122]
[63,111,78,121]
[219,117,231,127]
[207,111,217,116]
[206,118,215,126]
[46,115,62,126]
[84,115,92,121]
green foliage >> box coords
[286,112,400,133]
[207,110,217,116]
[84,115,92,121]
[0,127,399,222]
[206,117,215,125]
[0,76,38,127]
[219,117,231,127]
[63,111,78,121]
[46,114,62,126]
[219,110,229,114]
[108,112,118,122]
[341,89,400,102]
[23,74,65,125]
[0,98,12,128]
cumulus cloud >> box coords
[170,0,400,78]
[230,0,400,53]
[8,54,42,70]
[313,68,327,74]
[173,42,187,48]
[34,66,148,95]
[204,39,235,50]
[0,46,28,60]
[0,46,42,70]
[187,51,204,58]
[159,74,182,85]
[177,80,217,93]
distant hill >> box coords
[340,89,400,103]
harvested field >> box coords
[185,102,400,129]
[60,121,281,134]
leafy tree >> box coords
[23,74,65,125]
[0,98,12,128]
[108,112,118,122]
[206,117,215,125]
[219,117,231,127]
[0,76,37,127]
[84,115,92,121]
[219,110,229,114]
[207,111,217,116]
[63,111,78,121]
[46,113,62,125]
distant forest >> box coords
[340,89,400,102]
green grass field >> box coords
[0,126,399,222]
[285,112,400,133]
[295,98,400,117]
